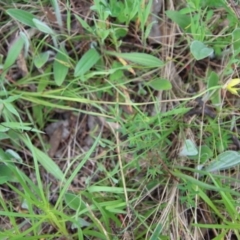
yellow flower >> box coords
[223,78,240,96]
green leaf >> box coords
[22,137,66,182]
[191,145,213,163]
[5,149,22,163]
[190,40,214,60]
[74,14,93,33]
[232,28,240,53]
[205,151,240,172]
[113,28,127,38]
[165,10,191,30]
[87,186,135,193]
[34,147,66,181]
[0,132,8,140]
[51,0,63,28]
[0,149,18,183]
[150,223,163,240]
[53,48,69,86]
[106,51,164,67]
[20,32,30,57]
[4,95,21,103]
[3,35,25,70]
[0,164,17,184]
[0,122,42,133]
[3,103,21,121]
[33,18,55,35]
[179,139,198,156]
[0,125,9,132]
[74,49,100,78]
[207,71,221,107]
[64,192,87,211]
[33,51,50,68]
[147,78,172,90]
[6,9,35,28]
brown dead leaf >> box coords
[45,120,70,157]
[121,87,134,114]
[17,51,28,77]
[97,116,121,131]
[48,126,63,157]
[44,7,57,23]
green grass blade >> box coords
[6,9,35,28]
[21,135,66,182]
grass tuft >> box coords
[1,0,240,239]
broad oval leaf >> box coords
[53,49,69,86]
[147,78,172,90]
[64,192,87,211]
[232,28,240,52]
[74,49,100,78]
[33,51,50,68]
[179,139,198,157]
[4,36,25,70]
[205,151,240,172]
[190,40,214,60]
[165,10,191,30]
[207,71,221,107]
[33,18,55,35]
[0,164,17,184]
[106,51,164,67]
[6,9,35,28]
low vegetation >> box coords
[1,0,240,239]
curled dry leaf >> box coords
[116,56,135,75]
[43,7,57,23]
[17,51,28,77]
[98,116,121,131]
[48,126,63,157]
[121,87,134,114]
[45,120,70,157]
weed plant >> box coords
[1,0,240,239]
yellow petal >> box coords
[226,78,240,88]
[228,87,240,95]
[223,78,240,96]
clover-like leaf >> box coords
[190,40,214,60]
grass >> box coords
[1,0,240,239]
